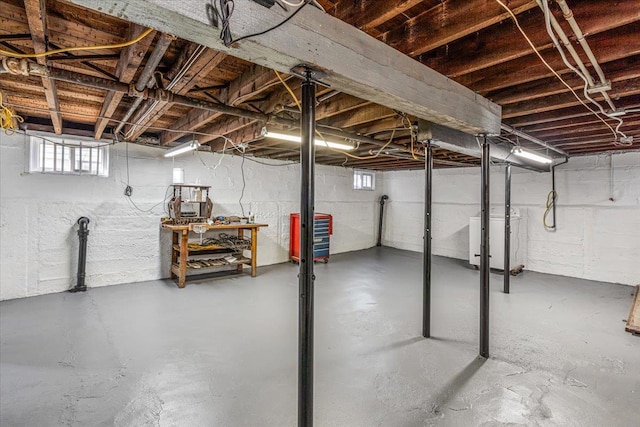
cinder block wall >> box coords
[381,152,640,285]
[0,132,383,300]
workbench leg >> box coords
[251,228,258,277]
[178,230,188,288]
[171,231,178,279]
[237,229,244,273]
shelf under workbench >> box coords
[163,222,268,288]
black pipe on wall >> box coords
[376,195,389,247]
[70,217,90,293]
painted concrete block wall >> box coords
[381,152,640,285]
[0,132,382,300]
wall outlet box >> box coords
[251,0,275,8]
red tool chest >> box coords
[290,213,333,263]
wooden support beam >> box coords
[507,98,640,128]
[202,116,256,146]
[565,143,640,154]
[422,0,640,79]
[94,24,155,139]
[160,64,277,146]
[211,122,265,152]
[349,117,407,136]
[523,110,640,134]
[489,59,640,106]
[316,94,369,121]
[530,119,640,140]
[24,0,62,134]
[68,0,501,135]
[458,23,640,95]
[502,77,640,119]
[325,104,396,129]
[333,0,424,32]
[125,49,227,140]
[381,0,537,57]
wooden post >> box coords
[251,227,258,277]
[179,229,188,288]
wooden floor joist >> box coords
[24,0,63,134]
[67,0,502,136]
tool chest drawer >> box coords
[289,213,333,263]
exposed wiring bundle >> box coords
[208,0,315,47]
[0,28,154,59]
[0,90,23,135]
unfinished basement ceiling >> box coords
[0,0,638,170]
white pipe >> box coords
[536,0,595,87]
[537,0,624,141]
[555,0,607,85]
[553,0,617,112]
[538,0,617,112]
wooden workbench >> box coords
[162,222,268,288]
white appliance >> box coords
[469,214,525,271]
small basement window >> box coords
[353,170,375,190]
[28,135,109,177]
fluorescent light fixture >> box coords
[511,146,552,164]
[164,140,200,157]
[264,130,354,151]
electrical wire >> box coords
[494,0,620,142]
[0,90,23,135]
[207,0,234,46]
[274,70,402,160]
[399,113,418,160]
[230,0,312,46]
[275,70,301,111]
[0,28,154,58]
[117,140,172,213]
[543,189,557,230]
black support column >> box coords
[423,141,433,338]
[504,164,511,294]
[298,71,316,427]
[480,136,490,358]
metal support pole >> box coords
[504,164,511,294]
[480,136,490,358]
[551,165,557,229]
[70,217,90,293]
[298,71,316,427]
[423,141,433,338]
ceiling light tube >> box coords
[164,140,200,157]
[264,130,354,151]
[511,146,553,164]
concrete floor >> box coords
[1,247,639,426]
